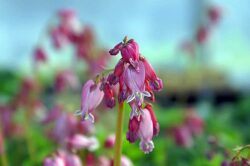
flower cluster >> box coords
[77,36,163,153]
[180,4,222,56]
[49,9,111,76]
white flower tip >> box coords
[142,91,151,98]
[126,94,135,103]
[83,113,95,123]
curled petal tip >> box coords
[142,91,151,97]
[82,113,95,123]
[126,94,135,103]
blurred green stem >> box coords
[24,110,35,161]
[0,152,8,166]
[0,127,8,166]
[114,102,125,166]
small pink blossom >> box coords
[126,104,159,153]
[34,47,47,63]
[75,80,104,123]
[55,70,80,93]
[44,150,82,166]
[208,6,221,25]
[196,26,210,44]
[66,134,99,151]
[104,134,115,149]
[109,38,139,63]
[173,126,193,148]
[185,110,204,136]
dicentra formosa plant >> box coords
[75,36,163,166]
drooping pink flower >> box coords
[98,156,110,166]
[140,57,163,91]
[43,155,65,166]
[58,9,76,22]
[55,70,80,93]
[50,27,64,49]
[104,134,115,149]
[42,105,63,124]
[101,82,116,108]
[109,38,139,63]
[208,6,221,25]
[0,105,22,137]
[44,150,82,166]
[34,47,47,63]
[121,156,133,166]
[196,26,210,44]
[173,126,193,148]
[66,134,99,151]
[75,80,104,123]
[185,110,204,136]
[123,61,151,116]
[64,153,82,166]
[126,104,159,153]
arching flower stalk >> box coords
[76,36,163,165]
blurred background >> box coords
[1,0,250,165]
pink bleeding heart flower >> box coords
[173,126,193,148]
[43,154,65,166]
[104,134,115,149]
[126,104,158,154]
[44,150,82,166]
[66,134,99,151]
[101,82,116,108]
[34,47,47,63]
[75,80,104,123]
[140,56,163,91]
[123,61,151,116]
[185,110,204,136]
[58,9,76,22]
[208,6,221,25]
[109,37,139,63]
[55,70,80,93]
[196,26,210,44]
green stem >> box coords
[0,152,8,166]
[0,127,8,166]
[114,102,125,166]
[24,110,35,161]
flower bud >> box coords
[120,39,139,62]
[103,83,116,108]
[34,47,47,63]
[104,134,115,149]
[208,6,221,24]
[196,26,209,44]
[126,117,140,143]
